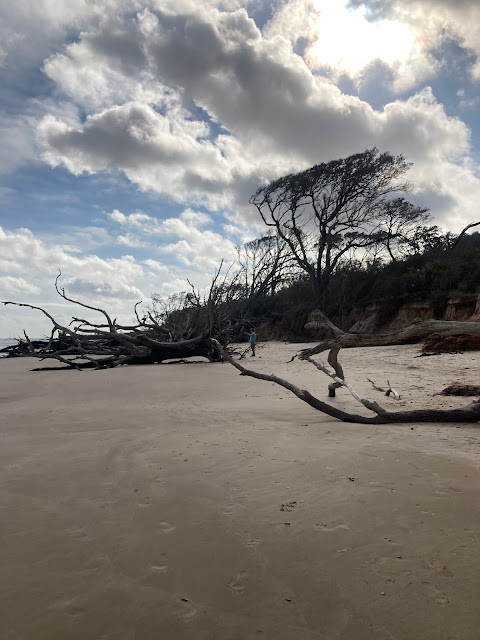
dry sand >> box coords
[1,342,479,640]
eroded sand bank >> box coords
[1,343,479,639]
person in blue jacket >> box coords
[249,329,257,356]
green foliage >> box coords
[152,219,480,342]
[241,231,480,335]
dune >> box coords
[1,342,479,639]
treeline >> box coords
[327,230,480,329]
[155,148,479,341]
[153,229,480,343]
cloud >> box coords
[347,0,480,80]
[265,0,440,92]
[0,276,41,296]
[64,276,143,300]
[108,208,238,268]
[0,225,146,302]
[0,221,240,335]
[38,101,233,205]
[35,3,480,230]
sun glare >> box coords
[306,0,417,76]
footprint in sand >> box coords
[175,597,198,621]
[67,527,89,541]
[280,501,297,512]
[426,559,454,577]
[383,537,401,545]
[151,565,168,574]
[228,571,248,595]
[434,591,450,607]
[159,521,176,534]
[246,538,260,548]
[315,522,350,533]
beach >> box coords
[1,342,479,639]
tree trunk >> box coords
[299,319,480,359]
[212,340,480,425]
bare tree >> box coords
[236,232,297,299]
[250,148,430,305]
[1,267,235,370]
[376,197,435,261]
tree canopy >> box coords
[250,148,432,306]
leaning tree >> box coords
[249,148,480,394]
[250,148,433,306]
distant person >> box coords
[249,329,257,356]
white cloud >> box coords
[180,209,212,227]
[0,276,41,296]
[144,258,169,274]
[108,208,238,268]
[38,101,233,206]
[0,225,146,303]
[347,0,480,81]
[0,217,240,334]
[265,0,440,92]
[35,3,480,228]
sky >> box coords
[1,0,480,337]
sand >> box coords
[1,342,479,640]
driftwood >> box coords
[212,340,480,425]
[422,333,480,353]
[295,315,480,399]
[1,268,234,370]
[440,384,480,397]
[367,378,401,399]
[299,319,480,357]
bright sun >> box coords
[306,0,418,76]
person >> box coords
[249,329,257,356]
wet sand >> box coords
[1,343,479,639]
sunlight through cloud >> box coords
[304,0,434,89]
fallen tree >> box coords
[212,339,480,425]
[422,332,480,353]
[1,268,238,370]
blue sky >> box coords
[1,0,479,336]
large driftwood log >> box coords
[423,333,480,353]
[213,340,480,425]
[295,314,480,401]
[299,319,480,359]
[1,269,230,370]
[440,384,480,397]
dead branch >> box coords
[1,270,231,369]
[450,221,480,248]
[386,380,400,399]
[296,318,480,401]
[367,378,386,392]
[305,356,386,414]
[212,339,480,424]
[55,270,116,332]
[367,378,401,400]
